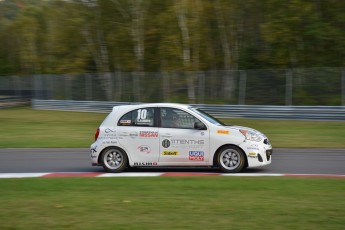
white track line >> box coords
[0,173,50,178]
[0,172,344,178]
[221,173,283,177]
[98,172,164,177]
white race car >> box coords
[90,103,272,173]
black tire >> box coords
[100,147,128,173]
[216,146,246,173]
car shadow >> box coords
[82,164,270,174]
[121,166,269,174]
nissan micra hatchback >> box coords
[90,103,272,173]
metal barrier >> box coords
[0,96,30,108]
[32,100,139,113]
[2,68,344,106]
[32,99,345,121]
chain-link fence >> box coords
[1,68,345,105]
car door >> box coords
[158,107,209,165]
[116,107,160,165]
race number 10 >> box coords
[137,109,147,120]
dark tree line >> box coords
[1,0,344,75]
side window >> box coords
[160,108,202,129]
[133,108,154,126]
[118,108,155,127]
[118,112,132,126]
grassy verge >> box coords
[223,118,345,148]
[0,106,345,148]
[0,107,106,148]
[0,177,344,230]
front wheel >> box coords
[217,146,246,173]
[100,147,128,173]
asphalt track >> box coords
[0,148,344,176]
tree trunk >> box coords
[175,0,196,103]
[214,0,233,102]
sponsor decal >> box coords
[91,146,97,154]
[136,119,152,124]
[162,139,170,148]
[129,132,138,139]
[100,129,117,140]
[105,128,116,133]
[138,145,151,154]
[133,162,158,166]
[247,146,259,151]
[162,139,204,149]
[102,141,118,145]
[189,151,204,161]
[139,131,158,138]
[119,120,131,125]
[248,152,258,158]
[162,151,179,156]
[171,139,204,145]
[217,130,229,134]
[163,139,205,149]
[201,131,205,136]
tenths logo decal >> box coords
[162,139,170,148]
[138,145,151,154]
[162,151,178,156]
[168,139,205,149]
[171,139,204,145]
[189,151,204,161]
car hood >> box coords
[227,125,259,132]
[225,125,265,136]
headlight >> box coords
[239,129,262,142]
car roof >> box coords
[112,103,192,112]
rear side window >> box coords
[118,108,155,127]
[160,107,202,129]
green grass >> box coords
[0,106,345,148]
[0,108,344,229]
[0,177,344,230]
[223,118,345,148]
[0,107,106,148]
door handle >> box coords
[161,133,172,138]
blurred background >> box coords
[0,0,344,105]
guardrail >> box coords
[0,96,30,108]
[32,99,345,121]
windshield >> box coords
[190,107,226,126]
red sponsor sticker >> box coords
[139,131,158,138]
[189,151,204,161]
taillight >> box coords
[95,128,100,141]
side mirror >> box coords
[194,121,207,130]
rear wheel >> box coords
[100,147,128,173]
[217,146,245,173]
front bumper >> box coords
[240,141,272,168]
